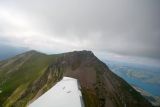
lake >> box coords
[105,60,160,96]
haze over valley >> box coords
[0,0,160,107]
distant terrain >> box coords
[105,60,160,106]
[0,50,152,107]
[0,44,27,60]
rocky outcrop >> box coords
[0,50,152,107]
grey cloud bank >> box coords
[0,0,160,61]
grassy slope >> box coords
[0,50,152,107]
[0,51,57,107]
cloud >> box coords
[0,0,160,60]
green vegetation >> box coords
[82,88,98,107]
[0,51,58,107]
[0,50,152,107]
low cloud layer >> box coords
[0,0,160,60]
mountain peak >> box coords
[73,50,94,54]
[62,50,95,60]
[65,50,94,56]
[24,50,43,55]
[0,50,152,107]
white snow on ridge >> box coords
[29,77,85,107]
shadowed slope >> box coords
[0,50,152,107]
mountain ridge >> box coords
[0,50,152,107]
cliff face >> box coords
[0,50,152,107]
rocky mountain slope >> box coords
[0,50,152,107]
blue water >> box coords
[105,60,160,96]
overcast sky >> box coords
[0,0,160,65]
